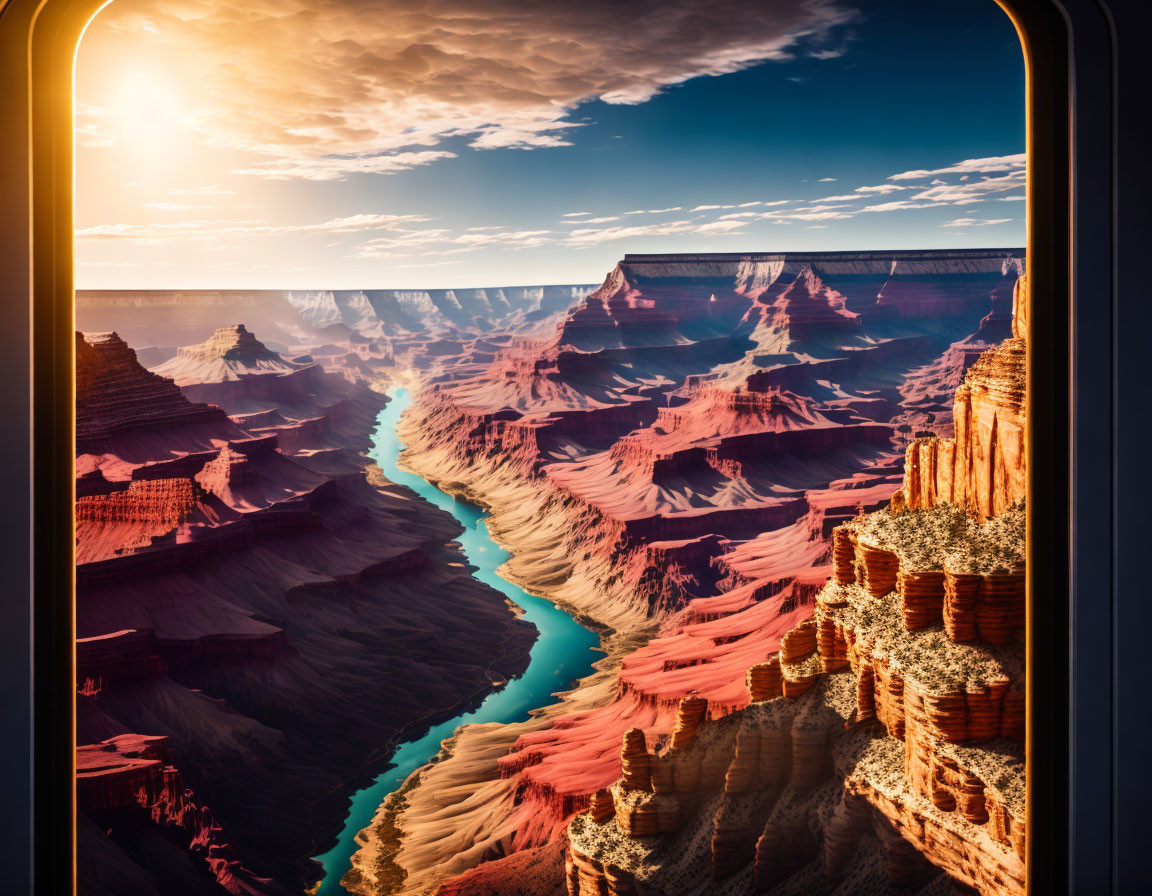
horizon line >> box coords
[75,245,1028,295]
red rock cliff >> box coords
[559,276,1030,896]
[903,275,1028,519]
[350,251,1024,895]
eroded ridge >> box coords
[346,250,1027,896]
[74,327,536,893]
[562,276,1029,896]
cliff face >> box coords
[77,734,291,896]
[347,249,1025,895]
[76,331,242,458]
[74,327,537,894]
[559,275,1029,896]
[902,279,1028,519]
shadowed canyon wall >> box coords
[74,323,543,895]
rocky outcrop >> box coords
[560,274,1029,896]
[152,324,330,411]
[75,477,239,564]
[76,332,239,456]
[76,629,167,691]
[77,734,286,895]
[359,251,1024,895]
[148,323,392,460]
[153,324,301,382]
[74,329,537,894]
[903,277,1028,519]
[567,579,1024,893]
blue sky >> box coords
[75,0,1025,289]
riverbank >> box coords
[313,389,602,895]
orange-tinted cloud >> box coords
[86,0,856,179]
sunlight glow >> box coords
[106,66,191,154]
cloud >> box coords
[77,213,428,243]
[86,0,857,179]
[356,213,752,256]
[564,218,746,245]
[358,226,555,257]
[623,207,683,215]
[696,220,749,233]
[561,212,593,218]
[75,103,113,148]
[232,151,458,181]
[818,177,837,182]
[763,208,854,221]
[887,153,1026,181]
[858,200,947,213]
[941,217,1013,227]
[907,170,1026,204]
[549,152,1025,238]
[853,183,907,194]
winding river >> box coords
[314,388,601,895]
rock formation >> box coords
[150,324,389,456]
[75,283,597,385]
[335,249,1025,895]
[902,279,1028,519]
[77,734,289,896]
[74,327,537,894]
[76,331,241,461]
[152,323,303,383]
[561,274,1029,896]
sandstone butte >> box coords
[336,251,1027,896]
[74,252,1027,896]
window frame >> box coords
[0,0,1129,891]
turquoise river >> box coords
[314,388,601,895]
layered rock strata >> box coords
[561,275,1030,896]
[902,276,1028,519]
[74,328,536,895]
[342,251,1024,895]
[76,331,241,460]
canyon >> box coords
[75,250,1027,896]
[73,288,587,895]
[342,250,1027,896]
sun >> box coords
[105,65,192,154]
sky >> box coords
[74,0,1026,290]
